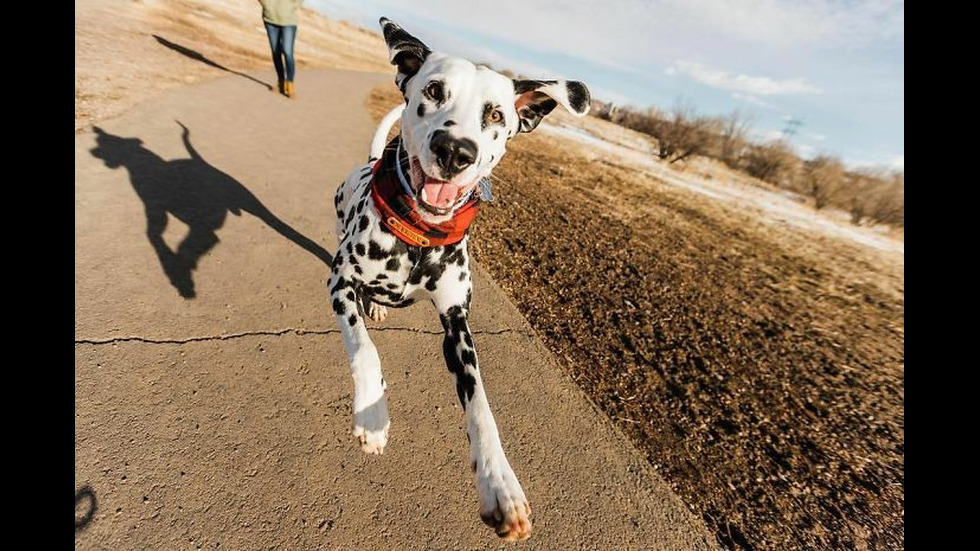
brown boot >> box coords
[284,80,295,98]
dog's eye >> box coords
[424,81,445,103]
[488,109,503,125]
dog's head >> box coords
[380,18,590,221]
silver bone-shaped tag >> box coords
[478,178,494,202]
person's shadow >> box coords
[90,124,332,298]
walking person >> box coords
[260,0,302,97]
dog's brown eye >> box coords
[489,109,503,125]
[424,81,444,102]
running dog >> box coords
[330,17,590,541]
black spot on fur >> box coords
[458,271,467,281]
[358,215,369,232]
[386,283,399,290]
[493,130,499,140]
[360,284,408,306]
[332,299,346,315]
[348,314,358,327]
[381,18,431,91]
[566,81,591,114]
[377,273,388,280]
[354,265,363,275]
[345,291,356,302]
[329,277,349,295]
[385,258,400,271]
[355,243,366,257]
[417,103,425,117]
[368,241,391,261]
[444,120,456,127]
[441,306,477,409]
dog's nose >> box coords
[430,130,478,177]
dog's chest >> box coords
[340,209,471,308]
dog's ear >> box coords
[380,17,432,93]
[513,80,591,133]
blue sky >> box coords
[309,0,904,170]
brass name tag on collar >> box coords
[387,216,431,247]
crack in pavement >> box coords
[74,326,524,346]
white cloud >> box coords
[669,61,821,96]
[850,152,906,170]
[806,132,828,142]
[756,129,786,142]
[658,0,904,47]
[731,92,777,110]
[590,86,637,107]
[365,0,903,71]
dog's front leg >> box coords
[329,260,389,455]
[438,300,531,541]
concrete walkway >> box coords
[74,69,717,550]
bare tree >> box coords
[718,109,753,168]
[743,140,800,186]
[844,168,904,226]
[866,171,905,227]
[802,155,845,210]
[645,103,720,164]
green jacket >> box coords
[260,0,302,26]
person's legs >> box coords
[264,23,285,87]
[281,25,297,81]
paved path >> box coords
[74,69,718,550]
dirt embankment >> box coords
[480,134,904,551]
[75,0,388,131]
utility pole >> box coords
[782,116,803,140]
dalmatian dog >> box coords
[329,17,589,541]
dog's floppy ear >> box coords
[380,17,431,93]
[513,79,591,133]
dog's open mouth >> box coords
[409,157,472,215]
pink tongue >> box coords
[422,181,459,208]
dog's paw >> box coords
[352,393,390,455]
[476,462,531,541]
[367,302,388,323]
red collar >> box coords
[370,138,480,247]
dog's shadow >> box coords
[75,486,96,532]
[90,124,332,298]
